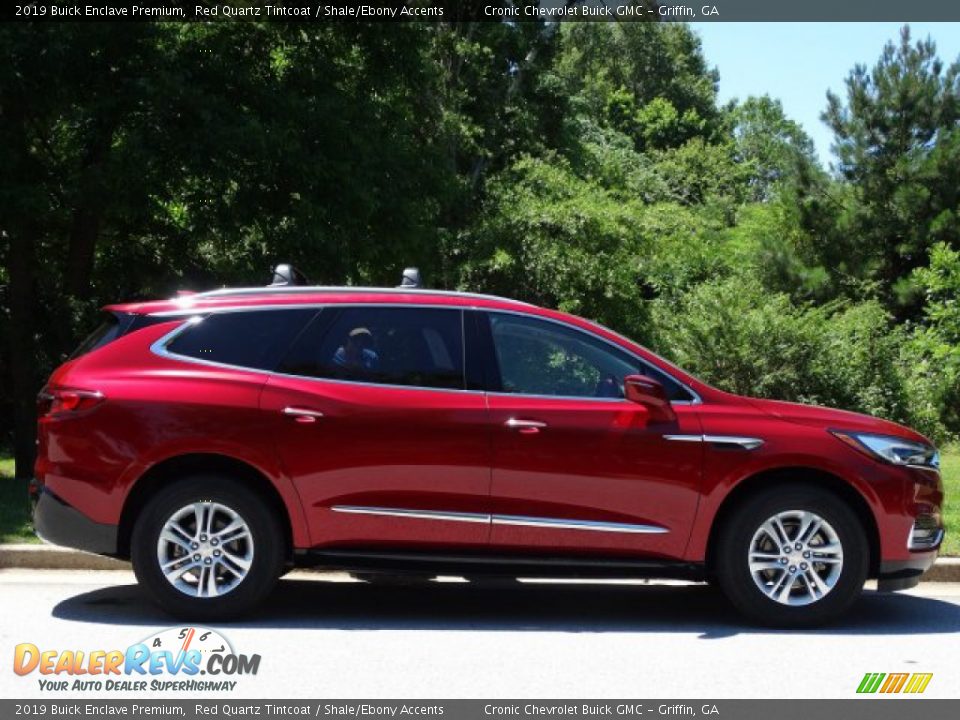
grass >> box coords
[939,446,960,557]
[0,449,958,553]
[0,456,39,544]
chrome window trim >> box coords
[149,305,483,396]
[147,302,703,404]
[663,434,764,450]
[330,505,669,535]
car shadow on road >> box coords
[51,575,960,638]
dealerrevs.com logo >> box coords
[13,627,260,692]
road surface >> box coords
[2,569,958,698]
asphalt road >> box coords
[2,569,959,699]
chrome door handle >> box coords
[505,418,547,434]
[282,407,325,423]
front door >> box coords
[481,311,703,559]
[261,305,491,550]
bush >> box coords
[650,277,944,437]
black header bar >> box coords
[5,0,960,23]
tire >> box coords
[131,475,285,620]
[713,483,869,627]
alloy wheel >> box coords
[748,509,844,606]
[156,501,254,598]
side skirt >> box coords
[293,548,705,581]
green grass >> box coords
[0,448,957,552]
[939,445,959,557]
[0,456,39,544]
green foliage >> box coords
[821,26,960,308]
[651,277,933,434]
[458,153,652,341]
[730,95,820,202]
[905,243,960,435]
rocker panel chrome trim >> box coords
[330,506,489,524]
[330,506,669,534]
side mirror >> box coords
[624,374,677,423]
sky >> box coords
[694,22,960,167]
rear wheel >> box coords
[714,484,869,627]
[131,475,284,619]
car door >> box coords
[260,305,492,550]
[479,311,703,559]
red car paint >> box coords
[33,289,943,581]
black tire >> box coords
[131,475,285,620]
[713,483,869,627]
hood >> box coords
[745,397,932,445]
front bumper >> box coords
[877,554,938,592]
[31,480,119,556]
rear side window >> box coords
[279,306,465,390]
[166,309,316,371]
[69,312,180,360]
[69,314,123,360]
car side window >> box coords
[278,307,465,390]
[487,313,692,401]
[165,309,317,371]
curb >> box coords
[1,543,959,581]
[0,543,129,570]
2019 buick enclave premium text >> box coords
[31,267,944,626]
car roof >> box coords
[103,286,539,317]
[103,285,711,399]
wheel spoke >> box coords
[168,522,195,544]
[163,558,199,582]
[219,547,252,574]
[795,512,822,545]
[759,520,786,547]
[772,517,792,545]
[805,567,830,596]
[214,520,249,544]
[160,530,193,553]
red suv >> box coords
[32,267,943,626]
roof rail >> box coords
[189,285,534,306]
[397,267,423,289]
[269,264,309,287]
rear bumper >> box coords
[31,480,119,556]
[877,553,938,592]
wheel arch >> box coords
[117,453,293,562]
[704,466,880,578]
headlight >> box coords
[831,430,939,469]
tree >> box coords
[822,25,960,312]
[730,95,820,202]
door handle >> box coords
[282,407,325,424]
[505,418,547,434]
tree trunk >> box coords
[64,127,113,300]
[7,229,38,479]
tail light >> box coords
[38,388,105,417]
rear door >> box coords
[261,305,492,550]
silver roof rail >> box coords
[187,285,534,306]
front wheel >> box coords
[714,484,869,627]
[131,476,284,619]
